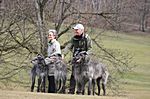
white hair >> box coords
[48,29,57,36]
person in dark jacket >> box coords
[63,23,92,94]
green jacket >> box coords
[64,33,92,56]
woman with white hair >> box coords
[47,29,61,93]
[47,29,61,57]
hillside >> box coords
[100,31,150,99]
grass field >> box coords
[0,30,150,99]
[100,31,150,99]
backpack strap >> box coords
[84,34,88,51]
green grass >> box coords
[102,32,150,63]
[99,31,150,92]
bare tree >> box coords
[34,0,48,56]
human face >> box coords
[48,32,55,41]
[74,29,83,36]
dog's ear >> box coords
[31,59,38,65]
[37,53,44,57]
[37,53,40,56]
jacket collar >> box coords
[51,39,56,43]
[48,39,56,45]
[73,33,85,40]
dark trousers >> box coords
[48,76,56,93]
[69,74,76,94]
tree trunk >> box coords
[139,0,149,32]
[35,0,47,56]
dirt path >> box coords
[0,90,128,99]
